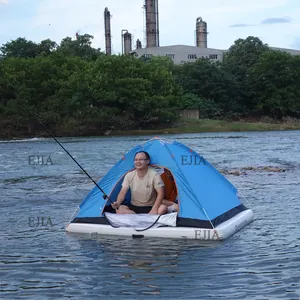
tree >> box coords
[56,34,102,60]
[249,50,300,118]
[79,55,179,128]
[0,38,40,58]
[223,36,269,72]
[39,39,57,56]
[173,58,242,117]
[0,38,57,58]
[2,33,299,138]
[221,36,270,112]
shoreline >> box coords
[1,118,300,140]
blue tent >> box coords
[71,138,247,228]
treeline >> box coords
[0,34,299,137]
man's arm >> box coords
[112,173,130,209]
[149,172,165,213]
[112,185,129,209]
[150,186,165,213]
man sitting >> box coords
[112,151,168,215]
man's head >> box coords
[134,151,150,170]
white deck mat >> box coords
[104,212,177,230]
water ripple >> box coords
[1,131,300,299]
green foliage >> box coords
[173,58,243,117]
[221,36,270,111]
[0,37,58,58]
[174,36,299,119]
[223,36,269,72]
[180,93,223,118]
[0,39,180,137]
[56,34,102,60]
[0,34,299,138]
[249,50,300,118]
[180,93,202,109]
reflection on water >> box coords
[1,131,300,299]
[62,235,223,297]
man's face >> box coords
[134,153,149,170]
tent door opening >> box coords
[102,165,178,214]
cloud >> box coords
[1,0,298,53]
[229,23,255,27]
[0,0,8,4]
[261,17,292,24]
[230,16,293,28]
[201,0,288,15]
[30,0,145,53]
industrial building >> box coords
[103,0,300,62]
[130,44,300,65]
[130,45,224,64]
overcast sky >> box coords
[0,0,299,53]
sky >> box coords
[0,0,299,53]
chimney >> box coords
[196,17,208,48]
[136,39,142,49]
[104,7,112,55]
[145,0,159,48]
[123,31,132,54]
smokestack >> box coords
[121,30,132,54]
[104,7,112,55]
[136,39,142,49]
[145,0,159,48]
[123,32,132,54]
[196,17,208,48]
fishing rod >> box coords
[18,99,114,205]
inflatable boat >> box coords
[66,137,254,240]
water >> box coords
[1,131,300,299]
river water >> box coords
[0,131,299,299]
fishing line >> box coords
[18,99,114,205]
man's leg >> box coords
[162,200,178,212]
[162,200,174,206]
[158,204,168,215]
[116,205,136,214]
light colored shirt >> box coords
[122,167,165,207]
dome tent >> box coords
[67,138,253,240]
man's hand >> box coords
[111,202,121,210]
[114,186,128,210]
[148,208,158,215]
